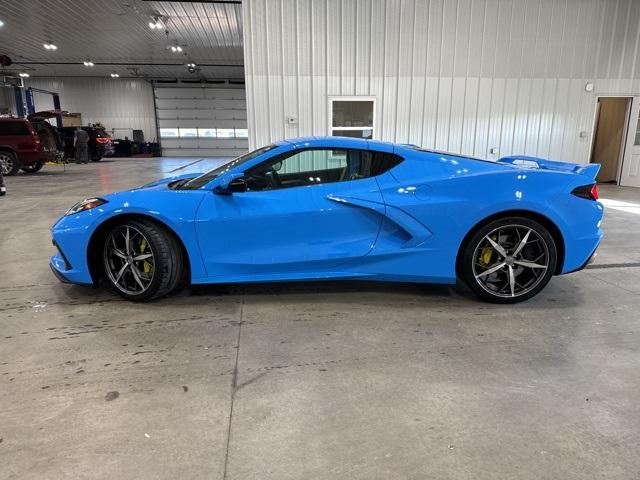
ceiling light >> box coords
[0,20,4,28]
[148,16,163,29]
[19,72,29,78]
[110,73,120,78]
[170,45,183,53]
[83,61,94,67]
[186,63,196,68]
[43,42,57,50]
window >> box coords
[159,127,246,139]
[181,145,278,190]
[634,113,640,146]
[179,128,198,138]
[330,97,375,139]
[217,128,235,138]
[0,121,30,136]
[198,128,217,138]
[244,148,403,191]
[159,128,179,138]
[331,129,373,139]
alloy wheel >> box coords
[472,224,550,298]
[0,154,13,175]
[103,225,156,295]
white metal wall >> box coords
[244,0,640,164]
[155,86,248,157]
[0,87,14,115]
[25,77,157,141]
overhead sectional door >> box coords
[154,86,249,157]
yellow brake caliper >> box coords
[479,236,496,266]
[139,238,153,275]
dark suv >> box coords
[0,116,62,175]
[59,126,114,162]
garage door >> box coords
[155,85,248,157]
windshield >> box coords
[180,145,277,190]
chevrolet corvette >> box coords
[50,136,604,303]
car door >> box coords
[28,112,63,161]
[194,147,386,278]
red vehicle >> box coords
[0,114,63,176]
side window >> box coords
[0,122,29,136]
[370,152,404,176]
[244,149,403,191]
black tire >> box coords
[21,161,44,173]
[102,219,184,301]
[0,151,20,176]
[91,156,102,162]
[460,217,557,304]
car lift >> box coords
[11,84,67,169]
[23,87,64,128]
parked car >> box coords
[0,114,62,175]
[59,126,114,162]
[50,137,604,303]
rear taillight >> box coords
[95,137,110,144]
[572,183,599,201]
[32,132,41,146]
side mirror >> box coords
[227,177,247,192]
[214,173,247,195]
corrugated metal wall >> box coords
[25,77,157,141]
[155,86,248,157]
[244,0,640,164]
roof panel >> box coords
[0,0,243,79]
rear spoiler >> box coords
[498,155,600,181]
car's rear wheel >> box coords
[102,219,184,301]
[21,161,44,173]
[461,217,557,303]
[0,151,20,176]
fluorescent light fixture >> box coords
[83,60,94,67]
[170,45,183,53]
[110,73,120,78]
[43,42,58,50]
[19,72,29,77]
[0,20,4,27]
[186,63,196,67]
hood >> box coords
[134,172,200,190]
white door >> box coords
[620,96,640,187]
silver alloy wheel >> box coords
[0,153,14,175]
[103,225,155,295]
[471,224,549,298]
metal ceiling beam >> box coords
[15,62,244,68]
[141,0,241,3]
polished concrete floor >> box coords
[1,158,639,480]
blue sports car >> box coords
[50,136,603,303]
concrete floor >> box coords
[1,158,639,480]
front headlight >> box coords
[65,197,108,216]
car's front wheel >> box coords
[102,219,184,301]
[21,161,44,173]
[0,151,20,176]
[461,217,557,303]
